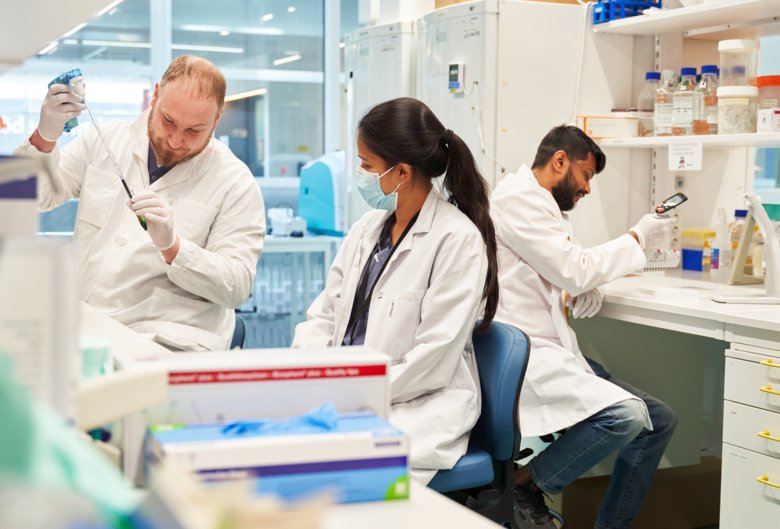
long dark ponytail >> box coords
[358,97,498,331]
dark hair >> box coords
[358,97,498,332]
[531,125,606,173]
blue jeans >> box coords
[527,358,677,529]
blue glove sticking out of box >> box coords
[221,402,339,436]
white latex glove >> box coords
[630,213,676,250]
[37,84,86,142]
[571,289,604,319]
[129,190,176,251]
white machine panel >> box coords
[417,0,499,184]
[345,21,416,227]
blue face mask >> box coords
[355,164,400,211]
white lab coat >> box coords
[490,165,650,437]
[293,189,486,484]
[14,109,264,351]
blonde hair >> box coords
[159,55,226,112]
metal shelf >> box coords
[592,0,780,37]
[598,132,780,148]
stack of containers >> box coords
[717,39,760,134]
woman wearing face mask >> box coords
[292,97,499,484]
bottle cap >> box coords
[645,71,661,81]
[701,65,718,75]
[681,67,697,77]
[735,209,748,218]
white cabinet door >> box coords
[721,444,780,529]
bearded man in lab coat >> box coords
[15,55,264,351]
[491,125,677,529]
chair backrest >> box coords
[471,321,530,461]
[231,314,246,349]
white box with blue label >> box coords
[146,411,409,504]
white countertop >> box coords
[600,271,780,340]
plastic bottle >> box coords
[711,208,731,279]
[702,239,712,272]
[638,71,661,137]
[729,209,756,274]
[654,70,677,137]
[672,67,699,136]
[693,65,719,135]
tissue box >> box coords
[146,412,409,504]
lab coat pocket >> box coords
[147,286,220,330]
[382,289,426,361]
[171,198,218,247]
[77,166,122,228]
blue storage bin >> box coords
[592,0,662,25]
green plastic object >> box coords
[763,202,780,222]
[0,353,142,522]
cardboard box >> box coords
[554,457,721,529]
[576,115,639,139]
[757,107,780,132]
[147,412,409,504]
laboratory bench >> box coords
[578,270,780,527]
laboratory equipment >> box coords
[418,0,632,187]
[48,68,83,133]
[711,208,731,278]
[717,86,758,134]
[654,192,688,215]
[591,0,662,24]
[50,69,146,229]
[448,62,465,94]
[713,193,780,303]
[638,71,660,137]
[298,151,346,236]
[672,67,698,136]
[654,70,678,137]
[345,21,415,227]
[694,65,719,135]
[718,39,759,87]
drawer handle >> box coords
[757,475,780,490]
[758,431,780,443]
[759,386,780,397]
[760,359,780,369]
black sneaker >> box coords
[514,482,558,529]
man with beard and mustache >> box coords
[490,125,677,529]
[16,55,264,351]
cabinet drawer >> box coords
[723,401,780,460]
[725,355,780,412]
[720,444,780,528]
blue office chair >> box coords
[428,321,530,528]
[230,313,246,349]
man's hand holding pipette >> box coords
[130,190,179,262]
[37,84,85,143]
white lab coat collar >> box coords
[129,108,217,193]
[518,164,574,231]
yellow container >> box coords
[681,228,716,271]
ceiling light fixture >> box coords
[224,88,268,103]
[262,13,274,22]
[288,6,296,13]
[62,23,87,39]
[219,30,230,36]
[70,39,244,54]
[98,0,124,17]
[38,42,59,55]
[272,53,302,66]
[179,24,283,36]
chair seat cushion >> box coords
[427,446,494,493]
